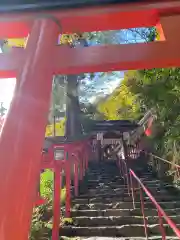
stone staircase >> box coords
[60,161,180,239]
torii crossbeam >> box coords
[0,1,180,77]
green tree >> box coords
[97,76,141,121]
[129,68,180,159]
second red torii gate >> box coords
[0,1,180,240]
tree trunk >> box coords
[65,76,83,137]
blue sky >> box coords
[79,71,124,104]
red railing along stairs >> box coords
[58,152,180,239]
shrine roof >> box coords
[90,120,139,132]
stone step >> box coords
[87,183,163,189]
[71,209,134,217]
[71,216,180,227]
[86,177,153,181]
[60,224,180,237]
[87,182,124,187]
[119,185,177,194]
[87,175,122,178]
[87,177,122,180]
[86,178,122,182]
[87,178,159,183]
[73,201,180,210]
[71,208,180,217]
[66,165,180,240]
[104,186,164,193]
[79,189,168,198]
[72,195,179,204]
[60,236,179,240]
[87,178,160,183]
[87,175,121,179]
[87,172,120,176]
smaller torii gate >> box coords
[90,120,139,161]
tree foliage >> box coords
[97,75,141,121]
[97,66,180,163]
[129,68,180,158]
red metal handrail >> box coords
[40,139,91,240]
[130,169,180,238]
[117,157,180,239]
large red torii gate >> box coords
[0,4,180,77]
[0,1,180,240]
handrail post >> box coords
[158,210,166,240]
[82,150,86,177]
[85,146,88,170]
[65,161,71,218]
[125,162,130,196]
[74,157,79,197]
[122,160,125,183]
[119,159,122,177]
[129,172,136,209]
[52,166,62,240]
[139,186,148,239]
[80,153,84,181]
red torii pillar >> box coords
[0,19,59,240]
